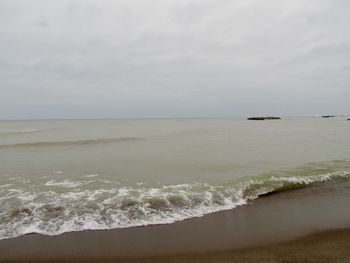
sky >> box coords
[0,0,349,119]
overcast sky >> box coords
[0,0,349,119]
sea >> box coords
[0,117,349,240]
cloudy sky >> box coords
[0,0,349,119]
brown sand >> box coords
[1,180,350,262]
[1,229,350,263]
[124,229,350,263]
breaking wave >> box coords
[0,137,140,149]
[0,129,39,136]
[0,167,349,240]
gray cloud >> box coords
[0,0,349,119]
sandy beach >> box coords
[1,229,350,263]
[1,179,350,262]
[123,229,350,263]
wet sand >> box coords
[1,229,350,263]
[1,180,350,262]
[124,228,350,263]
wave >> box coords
[0,129,39,136]
[0,166,349,240]
[0,137,140,149]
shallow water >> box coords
[0,117,349,239]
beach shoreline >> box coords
[122,228,350,263]
[1,227,350,263]
[1,180,350,262]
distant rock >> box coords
[321,115,335,118]
[348,119,350,121]
[247,117,281,120]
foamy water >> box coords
[0,118,350,240]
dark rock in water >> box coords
[247,116,281,120]
[322,115,335,118]
[348,119,350,121]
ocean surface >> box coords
[0,117,349,240]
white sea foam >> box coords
[83,174,100,178]
[45,179,83,188]
[0,170,349,240]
